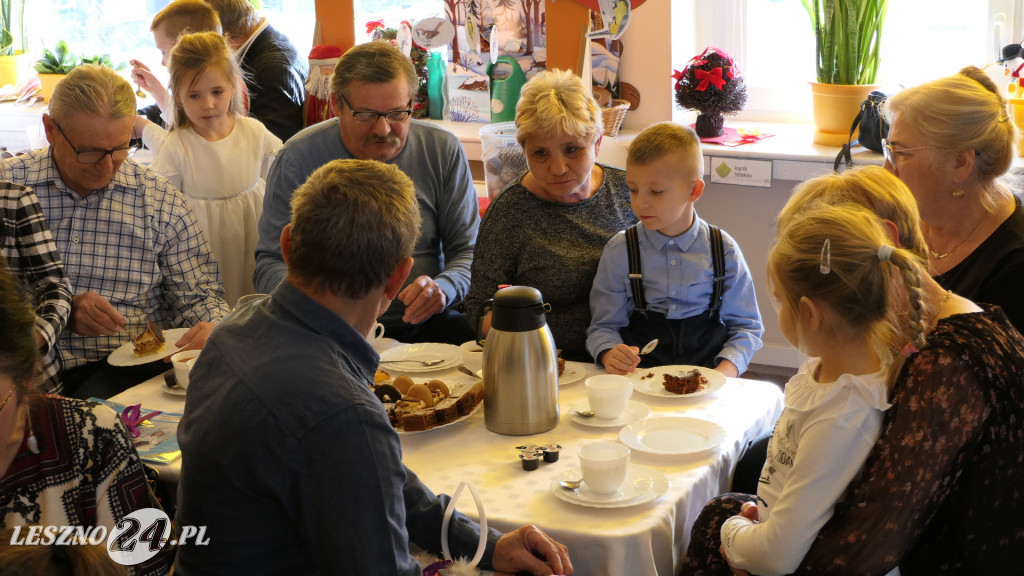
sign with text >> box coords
[709,158,773,188]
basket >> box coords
[602,99,630,137]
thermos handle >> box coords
[476,298,494,347]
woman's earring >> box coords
[952,188,965,199]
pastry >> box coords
[373,378,483,432]
[132,321,165,357]
[374,369,391,384]
[663,369,708,394]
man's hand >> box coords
[492,525,573,576]
[599,344,641,375]
[714,359,739,378]
[69,292,126,337]
[165,322,216,359]
[398,275,446,325]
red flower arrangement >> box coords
[673,47,747,137]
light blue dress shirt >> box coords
[587,215,763,373]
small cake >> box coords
[374,369,391,384]
[374,378,482,432]
[132,321,165,357]
[557,357,566,377]
[662,368,708,394]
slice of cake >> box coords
[662,368,708,395]
[132,321,166,357]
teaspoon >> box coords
[574,409,595,418]
[380,357,446,367]
[639,339,659,355]
[559,479,583,490]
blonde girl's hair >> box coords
[168,31,245,130]
[515,68,603,147]
[779,165,929,261]
[770,202,929,387]
[883,65,1017,212]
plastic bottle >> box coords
[427,51,448,120]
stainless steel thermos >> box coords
[479,286,558,435]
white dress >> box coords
[151,116,282,305]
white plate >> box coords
[108,328,190,367]
[397,401,481,435]
[619,417,727,456]
[551,465,670,508]
[630,365,726,398]
[569,400,650,428]
[378,343,461,373]
[372,337,400,353]
[559,361,587,386]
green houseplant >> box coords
[801,0,889,145]
[0,0,29,85]
[34,41,125,101]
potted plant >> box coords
[34,41,125,101]
[802,0,889,145]
[0,0,29,86]
[673,47,747,138]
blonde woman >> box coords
[465,69,637,361]
[883,65,1024,332]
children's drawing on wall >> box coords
[589,4,640,114]
[440,0,547,123]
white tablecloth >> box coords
[112,361,783,575]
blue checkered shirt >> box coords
[2,148,231,372]
[0,181,73,392]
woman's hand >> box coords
[599,344,640,375]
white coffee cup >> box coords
[578,441,631,494]
[585,374,633,419]
[459,340,484,372]
[372,322,385,340]
[171,350,201,390]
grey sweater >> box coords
[466,166,637,360]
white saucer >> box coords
[631,365,726,398]
[559,361,587,386]
[378,343,461,373]
[619,417,727,455]
[569,400,650,427]
[164,385,188,396]
[108,328,190,367]
[372,337,400,353]
[551,465,670,508]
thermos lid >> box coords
[491,286,547,332]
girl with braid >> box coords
[683,166,1024,576]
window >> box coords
[692,0,1022,123]
[353,0,445,42]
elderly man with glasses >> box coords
[1,64,230,399]
[255,41,480,345]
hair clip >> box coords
[819,239,831,274]
[877,244,895,263]
[999,107,1011,123]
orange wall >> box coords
[313,0,588,71]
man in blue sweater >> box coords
[255,41,478,345]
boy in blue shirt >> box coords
[586,122,763,377]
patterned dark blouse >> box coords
[0,395,172,575]
[682,306,1024,576]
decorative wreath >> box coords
[672,46,747,119]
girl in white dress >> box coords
[150,31,282,305]
[718,189,931,576]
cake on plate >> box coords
[132,321,166,357]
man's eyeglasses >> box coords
[338,92,412,124]
[52,119,138,164]
[881,138,934,165]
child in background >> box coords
[131,0,223,150]
[150,31,282,305]
[717,198,927,576]
[586,122,762,377]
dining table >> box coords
[110,344,784,576]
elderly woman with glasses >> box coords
[464,69,637,361]
[881,65,1024,333]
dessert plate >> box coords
[630,365,726,398]
[379,343,461,373]
[550,465,670,508]
[108,328,190,367]
[559,361,587,386]
[619,417,727,456]
[569,400,650,428]
[398,402,482,435]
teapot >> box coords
[478,286,558,435]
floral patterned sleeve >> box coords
[793,345,989,575]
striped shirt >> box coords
[2,148,230,372]
[0,181,72,392]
